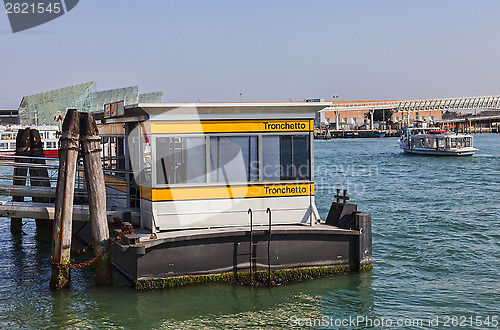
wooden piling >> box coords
[29,129,53,235]
[50,109,80,290]
[80,112,112,286]
[11,128,31,235]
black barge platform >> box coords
[109,209,372,289]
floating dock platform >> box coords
[111,217,371,288]
[94,102,373,287]
[1,101,373,288]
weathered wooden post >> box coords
[11,128,31,234]
[354,212,372,271]
[50,109,80,290]
[29,129,53,234]
[81,112,112,285]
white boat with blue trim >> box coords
[398,127,478,156]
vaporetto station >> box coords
[94,102,372,288]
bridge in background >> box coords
[319,95,500,130]
[327,95,500,111]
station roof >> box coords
[95,102,330,123]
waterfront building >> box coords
[392,109,442,123]
[0,109,19,125]
[319,100,443,128]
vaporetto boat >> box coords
[0,125,60,157]
[398,128,478,156]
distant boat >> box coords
[398,128,478,156]
[344,131,386,138]
[0,125,59,158]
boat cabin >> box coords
[95,102,329,233]
[399,127,477,156]
[0,125,59,157]
[410,135,473,149]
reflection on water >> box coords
[0,134,499,328]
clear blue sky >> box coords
[1,0,500,108]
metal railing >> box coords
[0,155,139,204]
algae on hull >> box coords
[134,264,373,290]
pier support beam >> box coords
[50,109,80,290]
[11,128,30,235]
[354,212,372,270]
[81,112,112,286]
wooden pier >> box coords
[436,115,500,133]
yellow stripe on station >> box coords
[151,119,313,134]
[140,183,314,201]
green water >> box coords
[1,135,499,329]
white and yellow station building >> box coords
[97,102,329,232]
[94,101,372,285]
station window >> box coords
[155,136,206,185]
[210,136,258,183]
[138,132,312,187]
[262,135,310,181]
[128,128,152,187]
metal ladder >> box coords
[248,208,272,286]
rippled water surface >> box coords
[0,135,499,329]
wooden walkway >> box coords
[0,200,139,223]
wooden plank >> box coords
[0,201,140,222]
[0,185,82,198]
[0,185,56,198]
[0,185,121,199]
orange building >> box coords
[392,109,442,123]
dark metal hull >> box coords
[111,216,372,287]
